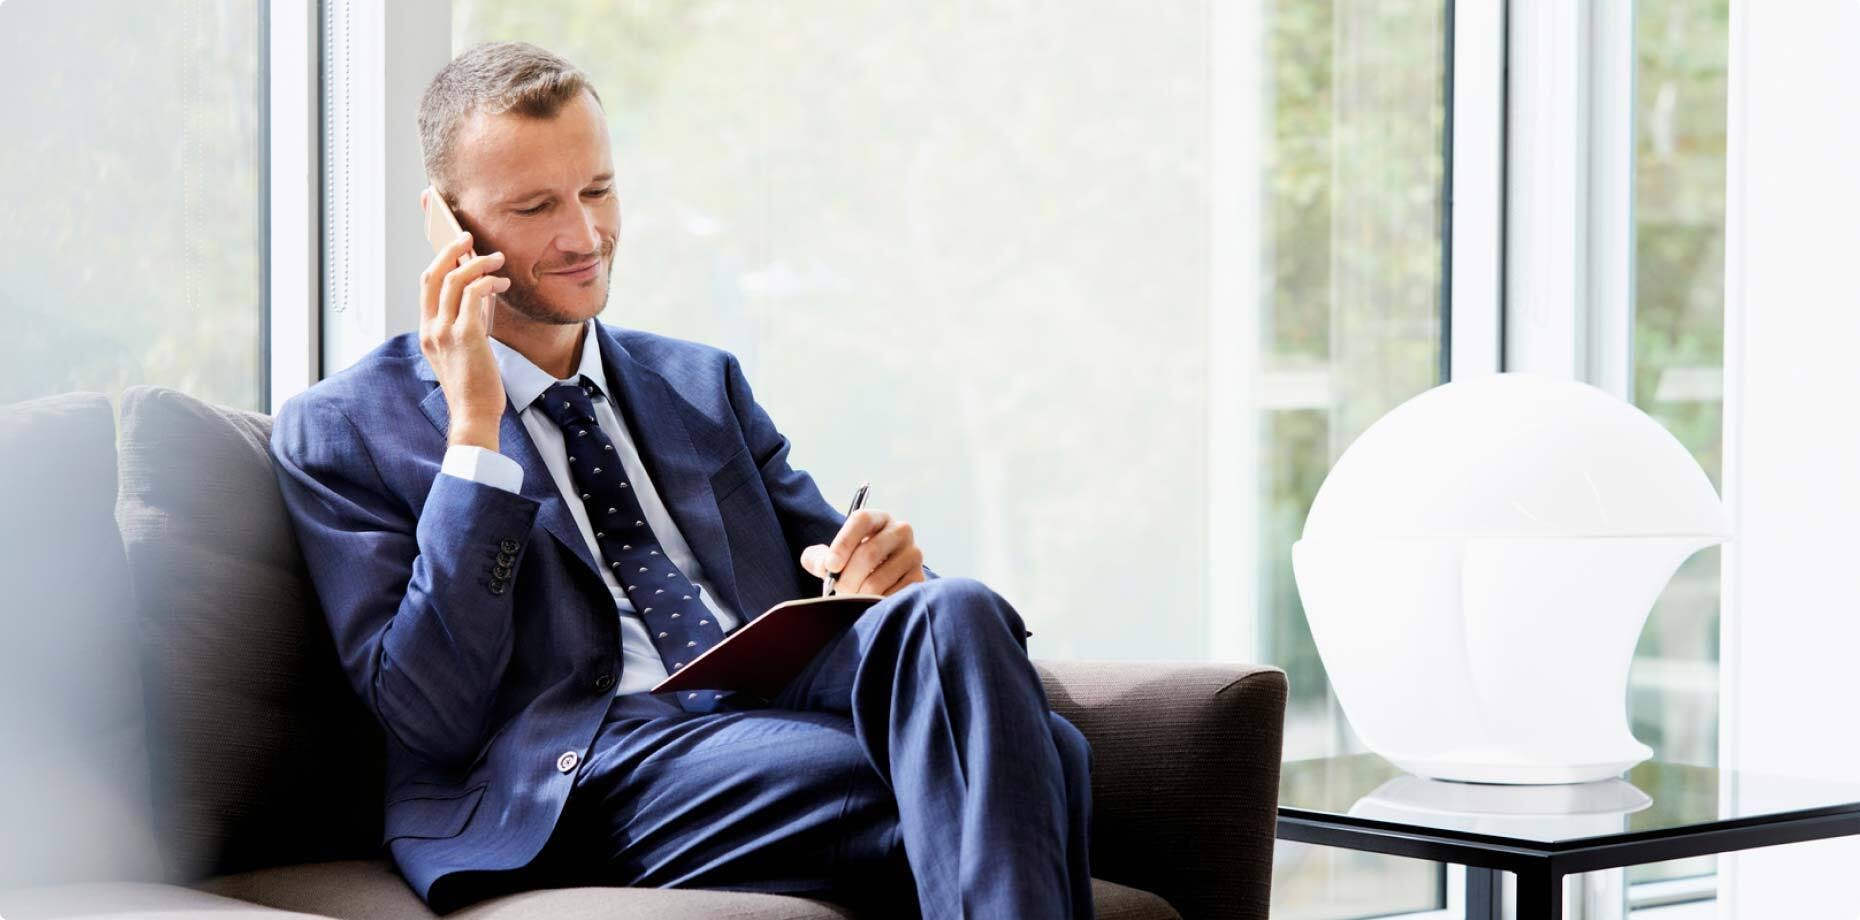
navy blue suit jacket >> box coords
[269,322,863,903]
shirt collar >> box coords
[488,318,608,414]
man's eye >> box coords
[516,190,604,215]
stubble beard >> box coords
[497,247,617,326]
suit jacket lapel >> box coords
[596,327,748,621]
[416,358,604,591]
[412,328,750,621]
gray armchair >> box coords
[0,387,1287,920]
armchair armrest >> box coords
[1034,659,1288,920]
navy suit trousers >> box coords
[441,577,1093,919]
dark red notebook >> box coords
[651,594,883,698]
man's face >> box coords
[444,89,620,327]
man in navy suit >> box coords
[269,41,1093,918]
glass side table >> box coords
[1278,753,1860,920]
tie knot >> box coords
[535,375,602,428]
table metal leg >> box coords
[1516,868,1564,920]
[1466,866,1503,920]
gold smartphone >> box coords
[422,186,494,333]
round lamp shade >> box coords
[1293,373,1729,784]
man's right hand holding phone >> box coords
[420,229,511,452]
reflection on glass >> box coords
[452,1,1446,916]
[1352,775,1652,842]
[0,1,263,409]
[1630,0,1729,890]
[1286,754,1860,847]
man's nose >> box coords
[562,203,602,254]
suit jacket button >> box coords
[496,552,515,565]
[593,672,615,692]
[490,581,508,596]
[500,538,520,554]
[492,564,513,579]
[556,751,580,773]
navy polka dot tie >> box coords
[534,375,729,713]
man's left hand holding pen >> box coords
[801,508,928,598]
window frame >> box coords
[1502,0,1637,394]
[1447,0,1506,385]
[313,0,450,382]
[267,0,323,412]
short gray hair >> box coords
[417,41,602,202]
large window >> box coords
[453,0,1241,659]
[0,0,266,410]
[447,2,1449,916]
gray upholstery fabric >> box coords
[198,859,1183,920]
[1037,660,1288,920]
[0,881,330,919]
[199,859,856,919]
[0,393,165,889]
[114,386,385,880]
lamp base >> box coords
[1385,748,1651,786]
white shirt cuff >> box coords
[441,444,524,494]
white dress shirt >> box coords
[437,319,743,696]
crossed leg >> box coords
[536,577,1094,919]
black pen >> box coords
[822,481,870,597]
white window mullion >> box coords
[1447,0,1507,382]
[1715,0,1749,906]
[1504,0,1587,380]
[1503,0,1635,396]
[321,0,450,377]
[1584,0,1636,402]
[267,0,321,410]
[1206,0,1264,667]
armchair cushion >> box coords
[197,858,1182,919]
[0,881,330,919]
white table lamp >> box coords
[1292,373,1729,784]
